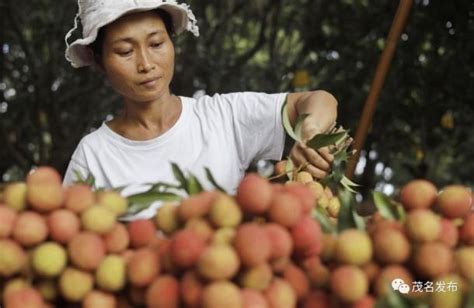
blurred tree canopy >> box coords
[1,0,473,195]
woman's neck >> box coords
[108,94,182,140]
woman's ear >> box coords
[93,54,105,73]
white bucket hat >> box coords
[65,0,199,68]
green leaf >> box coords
[306,131,347,150]
[125,191,181,216]
[396,204,407,222]
[334,129,350,146]
[341,175,361,187]
[341,182,358,194]
[373,191,404,221]
[171,163,188,190]
[337,188,358,232]
[281,101,299,142]
[465,280,474,308]
[187,174,204,195]
[331,169,345,185]
[121,204,147,218]
[312,207,336,234]
[334,149,350,163]
[375,286,411,308]
[84,173,95,187]
[205,167,227,193]
[285,157,295,181]
[319,172,336,187]
[73,170,95,188]
[111,185,129,193]
[73,170,85,183]
[352,208,366,230]
[127,191,181,207]
[149,182,182,192]
[340,176,359,193]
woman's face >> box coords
[100,11,175,103]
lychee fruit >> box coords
[436,185,472,218]
[335,229,372,265]
[267,192,302,227]
[197,244,240,281]
[145,275,180,308]
[236,173,273,215]
[373,228,410,264]
[32,242,67,277]
[330,265,368,303]
[170,229,206,268]
[399,179,437,210]
[233,223,272,267]
[209,193,242,228]
[405,209,441,242]
[201,281,242,308]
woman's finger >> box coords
[304,163,328,180]
[316,147,334,163]
[299,144,331,172]
[291,145,330,179]
[327,122,337,133]
[289,147,308,168]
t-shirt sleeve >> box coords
[62,141,91,187]
[207,92,287,169]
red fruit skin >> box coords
[233,223,272,267]
[459,213,474,245]
[146,275,179,308]
[268,192,302,227]
[437,185,472,219]
[127,219,156,248]
[438,218,459,248]
[264,223,293,259]
[291,216,322,258]
[170,229,206,268]
[399,179,437,210]
[236,174,273,215]
[284,183,316,214]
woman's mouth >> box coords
[139,78,159,87]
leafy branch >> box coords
[73,170,96,188]
[125,163,226,218]
[73,164,227,219]
[280,101,359,193]
[372,191,406,222]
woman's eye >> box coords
[117,50,132,56]
[151,43,162,48]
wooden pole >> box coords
[345,0,413,179]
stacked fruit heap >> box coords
[1,167,138,307]
[0,166,329,307]
[311,179,473,308]
[0,166,473,308]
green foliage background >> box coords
[1,0,473,196]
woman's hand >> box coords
[285,90,339,180]
[289,115,335,180]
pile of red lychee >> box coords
[0,166,472,308]
[298,179,473,308]
[149,172,327,308]
[0,167,325,307]
[322,179,473,308]
[0,166,146,307]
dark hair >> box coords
[89,8,175,58]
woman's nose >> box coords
[136,50,155,73]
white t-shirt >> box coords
[63,92,287,218]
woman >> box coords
[63,0,338,217]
